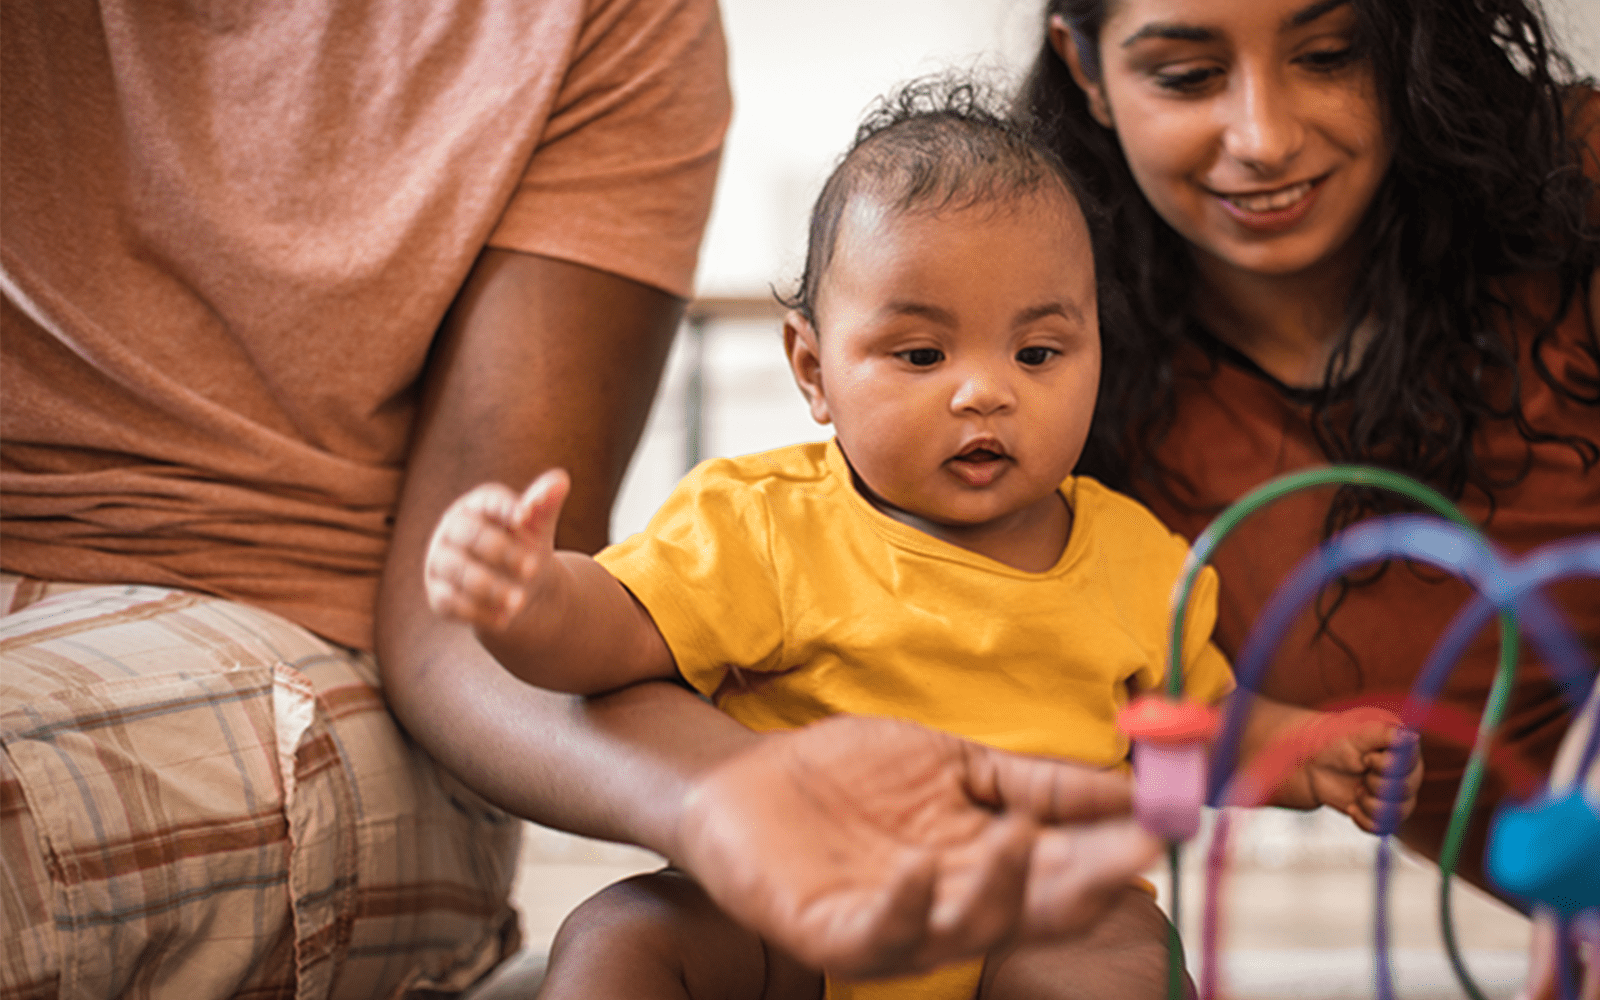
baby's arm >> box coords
[1236,697,1422,831]
[424,468,676,694]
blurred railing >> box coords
[681,296,789,471]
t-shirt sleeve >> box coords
[1127,559,1235,705]
[1176,564,1237,705]
[1093,479,1237,704]
[595,461,785,698]
[487,0,730,298]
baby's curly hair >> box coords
[779,74,1095,325]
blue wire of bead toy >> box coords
[1161,466,1596,999]
[1377,532,1599,999]
[1163,466,1506,1000]
[1205,515,1504,1000]
[1203,519,1598,1000]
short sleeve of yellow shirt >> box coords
[598,440,1233,768]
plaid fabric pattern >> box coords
[0,578,521,999]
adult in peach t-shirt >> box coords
[1,0,728,993]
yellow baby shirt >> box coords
[598,439,1234,766]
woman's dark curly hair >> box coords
[1020,0,1600,528]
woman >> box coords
[1020,0,1600,895]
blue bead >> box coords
[1488,789,1600,914]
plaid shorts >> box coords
[0,577,521,999]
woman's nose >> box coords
[1220,64,1305,173]
[950,367,1016,415]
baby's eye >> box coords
[1016,346,1058,366]
[898,348,943,367]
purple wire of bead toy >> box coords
[1204,517,1597,1000]
[1151,465,1598,1000]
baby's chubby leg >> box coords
[978,884,1187,1000]
[539,869,823,1000]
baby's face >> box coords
[792,187,1100,535]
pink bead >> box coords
[1118,695,1220,842]
[1132,740,1210,841]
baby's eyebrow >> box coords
[883,301,957,325]
[1014,301,1085,327]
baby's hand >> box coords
[424,469,570,632]
[1303,707,1422,833]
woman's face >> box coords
[1053,0,1391,282]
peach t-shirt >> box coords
[1,0,730,650]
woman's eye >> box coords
[1299,46,1357,73]
[898,348,943,367]
[1153,66,1220,93]
[1016,346,1057,366]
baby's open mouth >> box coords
[948,442,1010,486]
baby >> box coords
[424,80,1419,999]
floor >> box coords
[472,806,1534,999]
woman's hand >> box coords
[673,714,1163,978]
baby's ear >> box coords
[783,311,832,425]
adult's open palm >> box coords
[675,715,1161,978]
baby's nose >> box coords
[950,368,1016,415]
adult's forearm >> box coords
[373,250,750,854]
[378,594,755,854]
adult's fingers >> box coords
[920,813,1036,960]
[1515,913,1600,1000]
[1019,818,1163,937]
[966,743,1134,823]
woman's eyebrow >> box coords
[1120,0,1351,48]
[1120,21,1212,48]
[1287,0,1351,30]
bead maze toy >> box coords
[1126,465,1600,1000]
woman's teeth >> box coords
[1226,179,1314,213]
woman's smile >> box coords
[1212,174,1326,230]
